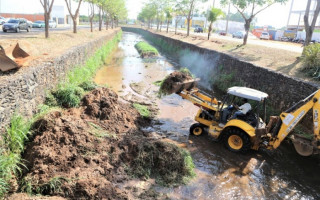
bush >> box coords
[52,85,84,108]
[302,43,320,78]
[79,81,97,91]
[134,41,159,57]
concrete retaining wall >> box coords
[0,30,119,130]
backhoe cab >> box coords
[173,80,320,156]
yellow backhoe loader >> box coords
[169,80,320,156]
[0,43,30,72]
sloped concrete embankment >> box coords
[0,29,120,130]
[122,27,319,114]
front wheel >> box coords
[27,27,30,32]
[190,123,205,136]
[16,28,20,33]
[223,128,251,153]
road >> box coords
[0,25,94,39]
[174,29,304,53]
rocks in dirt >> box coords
[21,88,194,199]
[82,87,143,133]
[159,70,194,96]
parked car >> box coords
[232,31,246,39]
[49,20,57,28]
[2,18,30,33]
[32,21,45,28]
[0,16,6,25]
[27,20,33,28]
[217,30,227,36]
[260,32,270,40]
[194,27,203,33]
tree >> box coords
[65,0,83,33]
[165,7,173,33]
[221,0,288,45]
[304,0,320,47]
[138,3,157,29]
[207,8,224,40]
[85,0,96,32]
[40,0,55,38]
[176,0,207,36]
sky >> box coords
[0,0,313,29]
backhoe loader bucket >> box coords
[171,78,199,94]
[0,43,30,72]
[291,134,315,156]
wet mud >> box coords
[93,32,320,199]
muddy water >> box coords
[95,32,320,200]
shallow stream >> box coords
[95,32,320,200]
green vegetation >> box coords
[20,176,68,195]
[0,32,122,198]
[134,41,159,57]
[133,103,151,118]
[130,141,195,186]
[46,31,122,108]
[89,122,117,139]
[302,43,320,79]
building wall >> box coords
[1,13,44,21]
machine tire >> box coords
[190,123,205,136]
[223,128,251,153]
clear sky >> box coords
[0,0,311,29]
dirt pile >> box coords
[159,70,194,96]
[19,87,194,199]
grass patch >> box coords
[88,122,117,139]
[301,43,320,79]
[133,103,150,118]
[46,31,122,108]
[153,80,163,86]
[20,176,68,195]
[134,41,159,57]
[129,141,195,186]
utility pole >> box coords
[225,2,230,34]
[213,0,215,7]
[286,0,294,28]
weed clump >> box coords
[133,103,150,118]
[301,43,320,79]
[127,140,195,186]
[51,85,84,108]
[134,41,159,58]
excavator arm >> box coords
[268,89,320,155]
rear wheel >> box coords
[3,30,7,32]
[27,27,30,32]
[223,128,251,153]
[16,28,20,33]
[190,123,205,136]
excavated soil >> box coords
[18,88,191,199]
[159,71,194,95]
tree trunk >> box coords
[45,13,49,38]
[106,17,108,30]
[73,18,77,33]
[98,7,102,31]
[208,22,212,40]
[111,19,114,29]
[160,21,162,32]
[187,18,191,36]
[166,19,169,33]
[157,20,160,30]
[90,18,93,32]
[243,19,251,45]
[175,21,178,34]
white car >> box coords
[0,16,6,25]
[260,32,270,40]
[49,20,57,28]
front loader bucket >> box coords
[292,134,315,156]
[0,43,30,72]
[171,78,200,94]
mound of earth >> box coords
[19,87,194,199]
[159,70,194,96]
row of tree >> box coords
[139,0,316,46]
[40,0,127,38]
